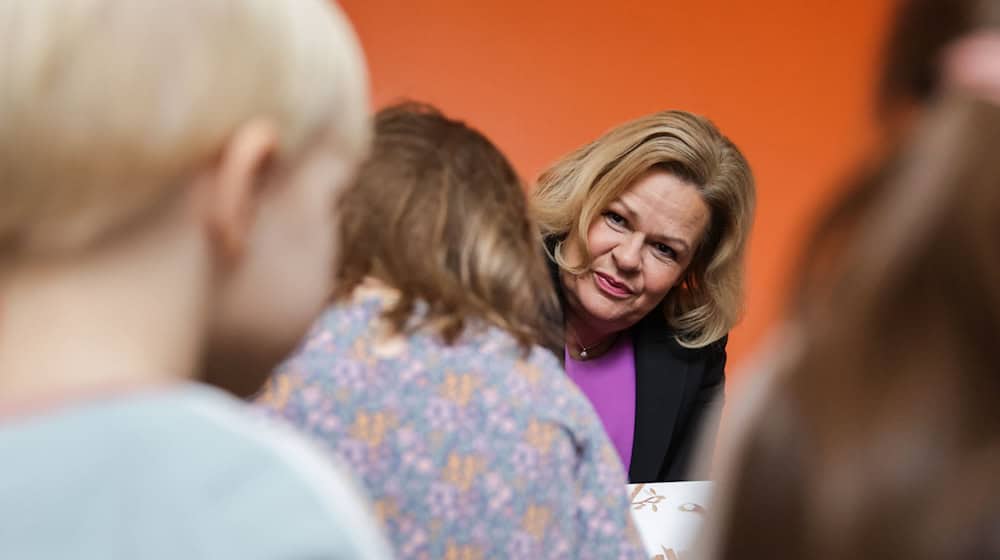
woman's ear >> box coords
[202,119,279,263]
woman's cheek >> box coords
[587,223,618,256]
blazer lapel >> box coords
[628,313,690,483]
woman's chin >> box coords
[576,303,636,333]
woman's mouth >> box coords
[593,271,634,299]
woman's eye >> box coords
[604,211,627,226]
[653,242,677,259]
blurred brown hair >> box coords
[709,97,1000,560]
[796,0,992,310]
[707,1,1000,557]
[333,102,561,351]
[877,0,976,118]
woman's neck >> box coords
[564,313,621,361]
[0,227,209,404]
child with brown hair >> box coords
[257,103,645,559]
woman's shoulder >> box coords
[633,311,728,362]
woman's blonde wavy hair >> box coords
[532,110,755,348]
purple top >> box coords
[565,334,636,473]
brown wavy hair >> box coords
[333,102,561,351]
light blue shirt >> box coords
[0,383,394,559]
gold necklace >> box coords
[571,330,619,361]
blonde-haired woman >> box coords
[257,103,645,559]
[533,111,755,482]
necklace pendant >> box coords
[579,349,589,360]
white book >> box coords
[628,481,712,559]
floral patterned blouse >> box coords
[257,283,646,559]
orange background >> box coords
[339,0,897,378]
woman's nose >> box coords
[612,233,643,271]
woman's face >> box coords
[561,169,711,336]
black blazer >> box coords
[546,248,726,482]
[627,309,726,482]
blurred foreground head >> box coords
[0,0,370,396]
[705,1,1000,558]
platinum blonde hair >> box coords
[0,0,369,253]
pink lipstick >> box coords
[593,271,633,299]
